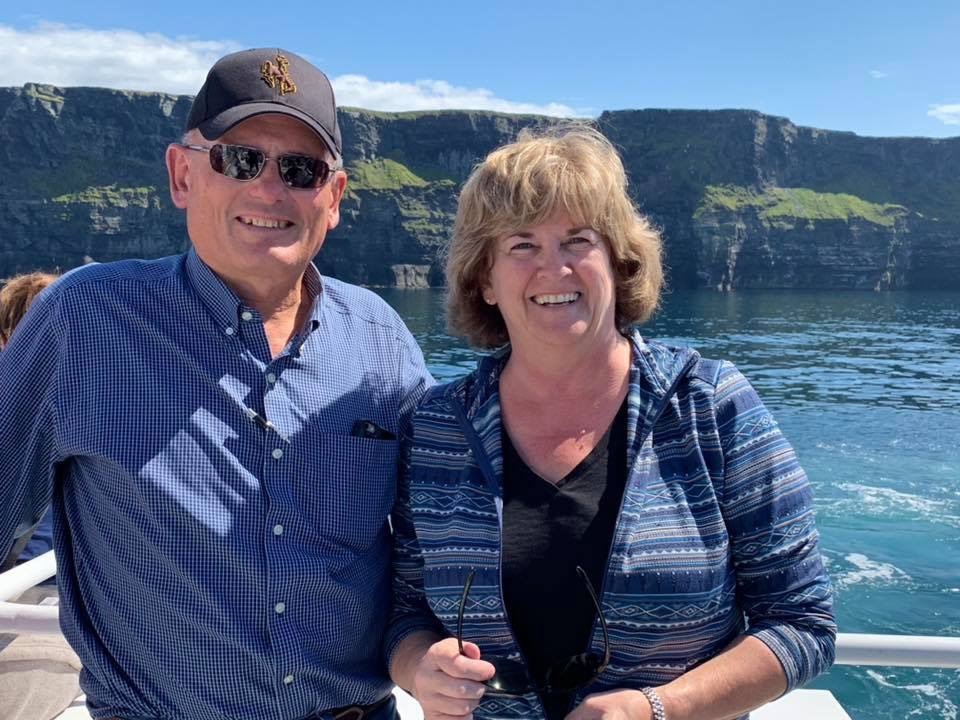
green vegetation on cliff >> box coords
[24,84,64,104]
[348,158,429,191]
[53,185,156,207]
[696,185,908,227]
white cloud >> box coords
[928,103,960,125]
[0,23,581,116]
[869,70,888,79]
[332,75,579,116]
[0,22,239,94]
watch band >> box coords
[640,686,667,720]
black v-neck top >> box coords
[500,399,629,719]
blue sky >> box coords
[3,1,959,137]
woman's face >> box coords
[482,210,619,352]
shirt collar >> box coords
[185,248,325,333]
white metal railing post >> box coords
[0,549,60,634]
[835,632,960,668]
[2,555,960,668]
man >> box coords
[0,48,431,720]
[1,271,59,572]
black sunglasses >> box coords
[181,143,340,189]
[457,566,610,695]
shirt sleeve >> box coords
[395,325,435,439]
[383,409,447,669]
[0,287,64,560]
[713,361,836,691]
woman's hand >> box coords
[565,689,651,720]
[410,637,496,719]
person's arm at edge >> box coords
[570,361,835,720]
[384,330,448,685]
[383,364,495,715]
[664,361,835,719]
[0,287,64,559]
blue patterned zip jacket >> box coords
[386,331,836,718]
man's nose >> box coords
[249,158,289,198]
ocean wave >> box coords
[865,669,958,720]
[832,483,960,529]
[832,552,912,590]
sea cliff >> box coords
[2,84,957,289]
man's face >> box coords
[166,114,346,289]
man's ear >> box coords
[166,144,192,209]
[324,170,349,231]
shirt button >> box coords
[274,602,286,614]
[273,524,284,536]
[266,372,277,384]
[224,326,235,336]
[241,311,254,321]
[272,448,284,460]
[283,674,294,685]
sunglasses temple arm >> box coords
[457,570,476,655]
[576,566,611,667]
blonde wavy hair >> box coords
[446,123,663,348]
[0,271,59,348]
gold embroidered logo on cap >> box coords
[260,54,297,95]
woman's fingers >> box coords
[414,638,494,719]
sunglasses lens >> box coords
[279,155,323,189]
[543,652,605,692]
[212,145,265,181]
[485,659,533,695]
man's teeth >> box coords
[240,216,292,228]
[533,292,580,305]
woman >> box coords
[386,126,835,720]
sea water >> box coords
[376,287,960,720]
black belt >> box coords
[105,694,396,720]
[324,693,395,720]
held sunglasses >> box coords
[457,566,611,695]
[181,143,341,189]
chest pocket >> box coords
[295,433,399,553]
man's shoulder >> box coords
[51,256,185,298]
[320,276,407,333]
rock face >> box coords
[1,85,958,289]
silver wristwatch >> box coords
[640,686,667,720]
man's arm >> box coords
[0,288,64,558]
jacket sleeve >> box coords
[383,412,447,668]
[0,286,64,560]
[713,361,836,691]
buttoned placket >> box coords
[236,304,301,696]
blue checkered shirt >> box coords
[0,250,432,720]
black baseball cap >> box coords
[186,48,342,161]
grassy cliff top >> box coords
[347,158,431,190]
[696,185,909,227]
[52,184,156,205]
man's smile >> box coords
[237,215,294,229]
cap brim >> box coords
[197,102,340,161]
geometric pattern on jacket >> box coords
[386,331,836,719]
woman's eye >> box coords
[509,242,536,252]
[565,235,595,250]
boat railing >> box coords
[3,550,960,670]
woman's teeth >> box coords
[533,292,580,305]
